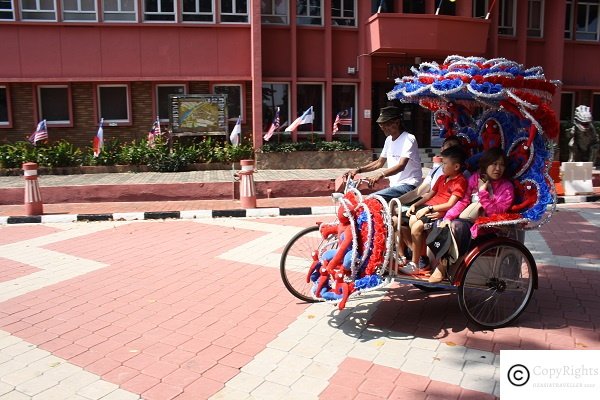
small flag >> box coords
[230,115,241,147]
[333,108,353,135]
[93,118,104,157]
[377,0,385,13]
[285,106,314,132]
[264,107,281,141]
[28,120,48,145]
[148,116,161,148]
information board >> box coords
[169,94,228,135]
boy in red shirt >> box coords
[400,146,468,275]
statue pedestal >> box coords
[561,162,594,195]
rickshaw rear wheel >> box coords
[458,239,537,329]
[280,226,322,303]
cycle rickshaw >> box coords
[280,55,560,329]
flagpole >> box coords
[486,0,498,19]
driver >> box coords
[346,106,422,202]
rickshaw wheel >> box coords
[280,226,323,303]
[458,239,537,329]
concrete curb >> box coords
[0,205,338,225]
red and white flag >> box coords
[333,108,353,135]
[28,120,48,145]
[263,107,281,141]
[148,116,161,147]
[285,106,314,133]
[93,119,104,157]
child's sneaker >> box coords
[418,255,430,269]
[399,261,428,276]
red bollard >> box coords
[238,159,257,209]
[23,162,44,215]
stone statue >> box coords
[566,105,598,164]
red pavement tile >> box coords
[162,368,202,389]
[142,382,183,400]
[357,378,397,398]
[0,258,41,283]
[320,383,359,400]
[0,224,61,245]
[175,377,224,399]
[388,387,427,400]
[540,211,600,258]
[395,372,431,392]
[426,380,462,400]
[201,363,239,383]
[103,365,139,385]
[86,357,122,376]
[121,373,160,394]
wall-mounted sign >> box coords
[169,94,228,135]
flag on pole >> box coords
[28,120,48,145]
[285,106,314,132]
[333,108,353,135]
[93,118,104,157]
[230,115,241,147]
[377,0,385,13]
[147,116,161,148]
[263,107,281,141]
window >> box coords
[560,92,575,121]
[576,0,599,41]
[261,0,288,24]
[0,86,9,126]
[332,84,356,135]
[565,0,573,38]
[472,0,489,18]
[297,0,322,25]
[221,0,248,23]
[38,86,70,124]
[98,85,130,123]
[297,84,323,132]
[332,0,355,26]
[262,83,289,133]
[63,0,97,21]
[144,0,175,22]
[498,0,516,35]
[182,0,214,22]
[374,0,394,13]
[592,93,600,121]
[0,0,15,20]
[213,84,243,121]
[103,0,137,22]
[21,0,57,21]
[156,84,186,122]
[527,0,544,37]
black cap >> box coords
[376,106,402,123]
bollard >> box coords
[238,159,257,208]
[23,162,44,215]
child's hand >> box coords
[415,207,428,220]
[407,205,416,216]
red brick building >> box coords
[1,0,599,150]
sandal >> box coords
[399,261,429,276]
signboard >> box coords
[169,94,228,135]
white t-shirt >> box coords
[381,131,422,187]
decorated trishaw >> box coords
[280,55,560,329]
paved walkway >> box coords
[0,204,599,399]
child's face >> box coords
[442,157,460,176]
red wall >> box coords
[0,24,252,81]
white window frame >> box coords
[297,0,323,26]
[332,83,357,136]
[565,0,574,39]
[62,0,98,22]
[0,85,10,127]
[575,0,600,41]
[155,84,187,123]
[498,0,516,36]
[97,84,131,124]
[102,0,138,22]
[212,83,244,122]
[182,0,215,23]
[261,0,288,25]
[143,0,177,22]
[332,0,356,27]
[0,0,15,20]
[262,82,290,133]
[21,0,57,21]
[296,83,324,134]
[37,85,72,126]
[220,0,249,24]
[527,0,544,37]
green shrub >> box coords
[0,142,37,169]
[36,140,84,168]
[118,139,152,165]
[260,140,363,153]
[86,139,122,166]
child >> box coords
[400,146,468,275]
